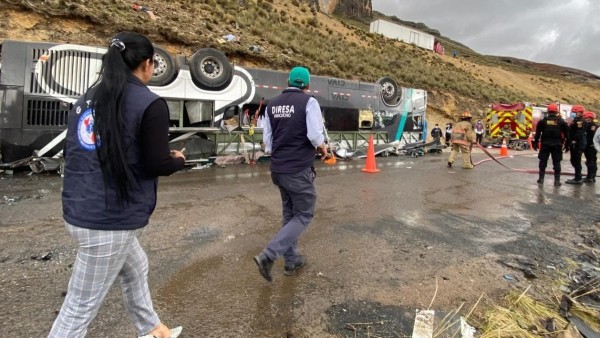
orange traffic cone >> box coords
[500,138,509,156]
[361,134,380,173]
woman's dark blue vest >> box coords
[62,78,160,230]
[268,88,315,173]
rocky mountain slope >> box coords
[1,0,599,120]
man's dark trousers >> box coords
[538,144,562,175]
[476,134,483,144]
[570,147,583,180]
[264,167,316,267]
[584,147,597,179]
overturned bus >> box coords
[0,39,427,170]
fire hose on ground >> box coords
[472,142,589,178]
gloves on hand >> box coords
[532,143,538,151]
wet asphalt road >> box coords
[1,149,598,337]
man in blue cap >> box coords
[253,66,327,282]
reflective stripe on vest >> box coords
[451,128,469,145]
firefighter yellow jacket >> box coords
[451,121,475,145]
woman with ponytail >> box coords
[49,32,184,338]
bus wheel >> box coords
[149,45,177,86]
[189,48,233,91]
[377,77,401,107]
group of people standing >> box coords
[441,118,485,147]
[533,104,598,186]
[440,104,599,186]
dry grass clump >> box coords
[479,287,568,338]
[478,266,600,338]
[569,299,600,332]
[553,261,600,333]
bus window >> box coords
[185,100,214,126]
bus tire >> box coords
[149,45,177,86]
[377,76,401,107]
[189,48,233,91]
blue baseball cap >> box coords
[288,66,310,88]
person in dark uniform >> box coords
[565,105,587,184]
[49,32,185,338]
[533,103,569,186]
[582,111,597,183]
[254,66,327,282]
[430,123,443,144]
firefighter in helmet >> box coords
[582,111,597,183]
[447,111,476,169]
[532,103,569,186]
[565,105,587,184]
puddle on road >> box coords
[154,251,319,337]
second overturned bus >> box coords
[0,39,427,170]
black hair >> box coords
[87,31,154,205]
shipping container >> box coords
[369,19,435,51]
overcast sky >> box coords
[373,0,600,76]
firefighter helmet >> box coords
[583,111,596,119]
[547,103,559,113]
[571,105,585,113]
[459,111,472,120]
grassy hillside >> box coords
[1,0,599,120]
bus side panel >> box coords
[0,41,29,87]
[0,86,24,129]
[0,87,69,163]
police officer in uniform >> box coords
[533,103,569,186]
[447,111,476,169]
[582,111,597,183]
[565,105,587,184]
[254,66,327,282]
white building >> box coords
[369,19,435,51]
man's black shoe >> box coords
[582,177,596,183]
[254,252,274,282]
[284,255,308,276]
[565,178,583,185]
[554,180,561,186]
[447,161,452,168]
[536,179,543,185]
